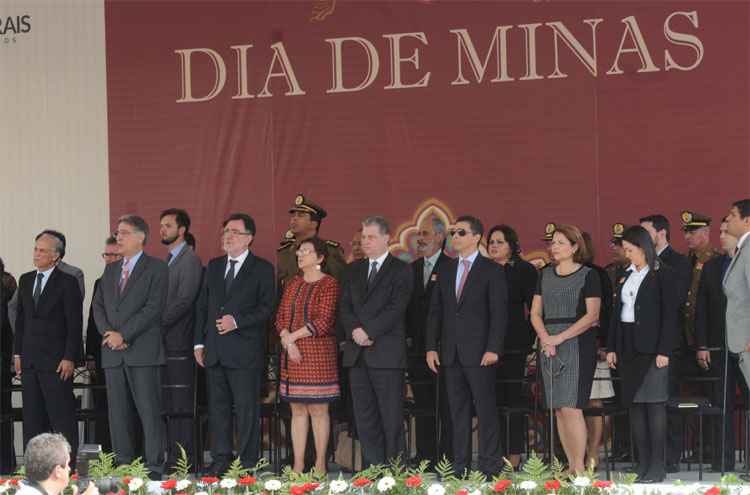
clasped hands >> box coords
[425,350,498,374]
[280,328,305,364]
[102,330,128,351]
[540,334,563,357]
[352,327,373,347]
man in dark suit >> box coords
[339,216,413,466]
[159,208,203,467]
[426,215,508,477]
[14,231,83,468]
[406,216,450,464]
[85,235,121,451]
[93,214,168,477]
[640,214,691,472]
[193,213,274,474]
[695,217,744,471]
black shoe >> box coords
[638,476,665,484]
[624,464,639,474]
[206,462,230,477]
[708,465,735,473]
[147,472,163,481]
[666,463,679,473]
[740,473,750,482]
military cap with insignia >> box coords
[542,222,557,242]
[289,193,327,222]
[680,210,711,231]
[277,229,296,251]
[611,223,625,244]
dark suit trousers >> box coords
[105,365,165,474]
[163,356,195,465]
[496,353,526,455]
[349,367,404,466]
[409,358,453,462]
[444,364,502,476]
[1,356,16,473]
[90,366,111,452]
[206,365,261,468]
[707,352,740,469]
[22,368,79,468]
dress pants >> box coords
[22,367,79,469]
[444,364,502,476]
[496,354,527,456]
[1,354,16,473]
[206,365,262,468]
[409,357,453,463]
[162,356,195,466]
[89,365,111,451]
[349,366,404,467]
[105,365,164,475]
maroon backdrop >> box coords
[105,0,750,264]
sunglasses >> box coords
[449,228,469,237]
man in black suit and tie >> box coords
[159,209,203,468]
[339,216,414,466]
[93,214,168,477]
[14,231,83,468]
[406,216,451,464]
[426,215,508,477]
[193,213,275,475]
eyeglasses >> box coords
[222,229,251,237]
[295,248,316,256]
[114,230,134,237]
[449,228,469,237]
[102,253,121,259]
[488,239,506,245]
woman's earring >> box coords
[315,264,321,271]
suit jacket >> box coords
[162,246,203,355]
[659,245,691,304]
[406,252,448,355]
[14,267,83,370]
[93,253,168,368]
[8,260,84,332]
[607,264,679,357]
[86,278,103,365]
[695,254,730,350]
[425,254,508,367]
[502,258,537,353]
[339,254,414,369]
[723,239,750,353]
[193,252,275,369]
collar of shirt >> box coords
[627,263,650,277]
[169,241,186,262]
[458,250,480,266]
[226,249,250,274]
[123,250,144,272]
[34,265,56,289]
[737,231,750,251]
[424,250,441,268]
[369,251,389,268]
[656,244,669,257]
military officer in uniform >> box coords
[277,194,346,288]
[605,223,629,288]
[529,223,556,270]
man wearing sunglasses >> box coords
[425,215,508,477]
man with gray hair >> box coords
[17,433,98,495]
[14,231,83,468]
[93,214,168,477]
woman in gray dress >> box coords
[606,226,678,483]
[530,224,601,474]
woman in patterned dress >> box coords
[276,237,340,473]
[530,225,601,474]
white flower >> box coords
[128,478,144,491]
[520,481,537,491]
[427,483,446,495]
[0,485,8,494]
[195,491,209,495]
[176,480,191,491]
[329,480,348,494]
[221,478,238,489]
[470,490,481,495]
[573,477,591,488]
[265,480,283,491]
[740,486,750,495]
[377,477,396,493]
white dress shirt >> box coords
[368,251,389,277]
[620,264,650,323]
[455,250,479,293]
[737,231,750,251]
[33,265,56,295]
[422,250,441,286]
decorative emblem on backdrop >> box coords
[310,0,336,22]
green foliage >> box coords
[614,472,638,485]
[225,458,250,479]
[464,470,487,485]
[88,452,117,480]
[118,457,150,480]
[168,444,191,480]
[499,457,515,480]
[355,463,387,481]
[720,473,740,485]
[550,456,567,482]
[434,456,458,483]
[14,464,26,478]
[280,465,326,484]
[250,458,270,474]
[518,452,551,482]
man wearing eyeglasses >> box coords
[84,235,121,451]
[425,215,508,477]
[193,213,275,474]
[93,214,168,478]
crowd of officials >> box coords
[3,196,750,484]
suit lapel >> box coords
[366,254,392,299]
[119,255,148,302]
[723,244,744,287]
[224,254,256,303]
[457,255,481,308]
[634,269,655,307]
[35,268,60,314]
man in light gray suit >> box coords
[158,208,203,468]
[8,230,84,332]
[723,199,750,386]
[93,214,168,478]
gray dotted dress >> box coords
[536,265,601,409]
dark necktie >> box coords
[367,261,378,289]
[225,259,238,294]
[33,272,44,307]
[166,253,173,265]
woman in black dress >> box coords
[487,225,537,469]
[607,226,679,483]
[0,257,17,473]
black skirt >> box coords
[618,322,669,406]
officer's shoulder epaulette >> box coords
[278,239,295,251]
[325,239,340,248]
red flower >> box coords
[71,474,79,481]
[352,478,372,488]
[118,490,125,495]
[161,480,177,490]
[176,493,187,495]
[545,480,560,491]
[304,483,320,492]
[494,480,512,493]
[704,488,721,495]
[122,477,132,485]
[457,490,469,495]
[239,476,257,486]
[291,485,306,495]
[201,477,220,485]
[593,481,613,489]
[405,476,422,488]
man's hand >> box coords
[426,351,440,374]
[352,327,371,346]
[194,347,205,367]
[102,331,124,349]
[14,356,21,377]
[57,359,75,380]
[480,352,499,366]
[745,340,750,353]
[607,352,617,369]
[73,481,99,495]
[697,350,711,370]
[216,315,238,335]
[655,354,670,368]
[287,343,302,364]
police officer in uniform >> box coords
[529,223,556,270]
[277,194,346,288]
